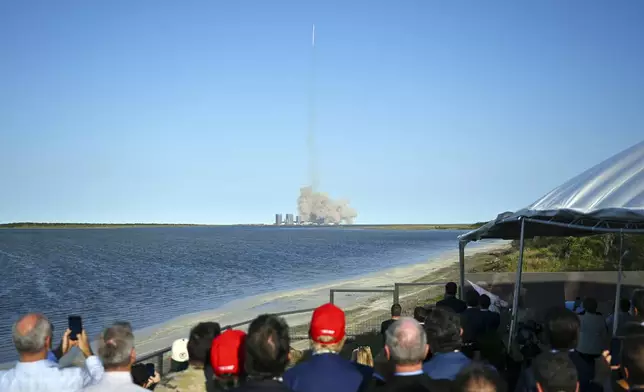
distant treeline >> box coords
[0,222,488,230]
[0,222,206,229]
[479,234,644,273]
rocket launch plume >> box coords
[298,186,357,224]
[298,24,358,224]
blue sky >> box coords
[1,1,643,224]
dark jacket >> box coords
[514,350,596,392]
[422,351,472,381]
[284,353,373,392]
[368,373,451,392]
[436,296,466,314]
[233,379,293,392]
[460,308,486,343]
[480,309,501,333]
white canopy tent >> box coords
[456,140,644,344]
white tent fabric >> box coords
[460,140,644,242]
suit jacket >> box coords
[284,353,373,392]
[368,373,451,392]
[435,296,466,314]
[480,309,501,333]
[460,308,486,343]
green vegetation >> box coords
[347,223,487,231]
[469,234,644,273]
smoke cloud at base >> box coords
[297,186,357,224]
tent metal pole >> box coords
[507,218,526,351]
[613,233,625,337]
[459,241,466,300]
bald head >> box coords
[385,317,427,365]
[12,313,52,354]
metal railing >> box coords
[136,282,449,376]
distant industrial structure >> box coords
[274,213,302,226]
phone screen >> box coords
[146,363,155,377]
[68,315,82,341]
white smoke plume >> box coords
[297,186,357,224]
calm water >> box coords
[0,226,465,363]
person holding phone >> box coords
[0,313,104,391]
[84,322,149,392]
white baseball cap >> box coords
[171,338,189,362]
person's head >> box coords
[244,314,290,379]
[445,282,458,296]
[544,307,580,350]
[413,307,427,324]
[210,329,246,388]
[454,363,507,392]
[620,298,632,313]
[583,297,598,314]
[12,313,53,360]
[533,351,579,392]
[351,346,374,367]
[99,323,136,370]
[113,320,133,332]
[424,307,462,353]
[130,364,149,387]
[465,289,480,308]
[632,289,644,316]
[170,338,190,372]
[309,303,346,353]
[187,321,221,366]
[384,318,428,367]
[391,303,402,319]
[479,294,491,310]
[622,323,644,386]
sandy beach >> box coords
[130,240,510,359]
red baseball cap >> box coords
[310,303,346,344]
[210,329,246,376]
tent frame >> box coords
[457,216,644,349]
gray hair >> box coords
[12,314,52,354]
[385,317,427,365]
[99,323,135,368]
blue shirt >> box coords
[422,351,472,380]
[0,356,104,392]
[284,353,373,392]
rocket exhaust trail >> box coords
[298,24,357,224]
[308,23,319,192]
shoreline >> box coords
[0,240,509,369]
[0,223,482,230]
[131,240,510,358]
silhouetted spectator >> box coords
[532,352,578,392]
[577,298,607,361]
[607,298,633,336]
[156,322,221,392]
[234,314,292,392]
[515,307,594,392]
[414,307,428,325]
[211,329,247,390]
[454,363,507,392]
[461,289,485,345]
[0,313,103,391]
[621,323,644,392]
[381,304,402,340]
[436,282,467,314]
[423,307,472,380]
[85,322,147,391]
[480,295,501,333]
[631,289,644,322]
[372,318,450,392]
[284,303,372,392]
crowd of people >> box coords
[1,283,644,392]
